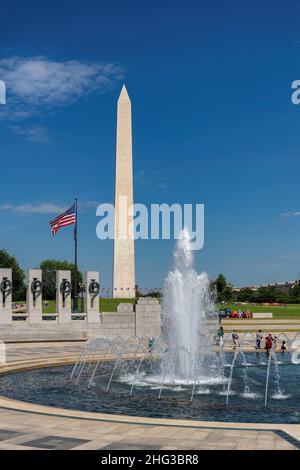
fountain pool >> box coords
[0,353,299,424]
[0,230,299,425]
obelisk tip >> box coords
[118,84,131,103]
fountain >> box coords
[106,339,145,393]
[264,350,285,407]
[160,228,218,382]
[87,338,125,389]
[1,230,300,424]
[225,349,246,405]
[240,332,256,348]
[80,229,222,399]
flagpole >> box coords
[73,197,78,312]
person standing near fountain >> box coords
[280,340,287,353]
[148,336,155,352]
[265,334,273,353]
[216,326,224,346]
[232,330,239,350]
[256,330,263,350]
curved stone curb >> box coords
[0,356,300,445]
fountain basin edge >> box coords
[0,356,300,444]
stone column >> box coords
[56,270,72,324]
[84,271,100,324]
[27,269,43,324]
[0,268,12,325]
[135,297,161,338]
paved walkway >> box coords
[0,342,299,451]
[0,407,296,450]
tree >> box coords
[212,273,234,303]
[40,259,83,300]
[144,290,162,299]
[275,293,290,304]
[215,274,226,294]
[236,288,257,303]
[289,284,300,302]
[256,286,277,303]
[0,249,26,301]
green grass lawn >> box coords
[218,303,300,319]
[40,298,136,313]
[42,301,57,313]
[15,299,300,319]
[100,298,136,312]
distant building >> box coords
[233,279,300,294]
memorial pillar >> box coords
[27,269,43,323]
[84,271,100,324]
[56,270,72,323]
[0,268,12,325]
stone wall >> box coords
[100,303,136,339]
[0,322,89,342]
[0,296,162,343]
[136,298,161,338]
[99,298,162,339]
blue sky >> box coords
[1,0,300,290]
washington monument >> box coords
[113,85,136,298]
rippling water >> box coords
[0,352,299,424]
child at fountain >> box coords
[217,326,224,346]
[256,330,263,349]
[148,336,155,352]
[232,330,239,350]
[280,340,287,353]
[265,334,273,353]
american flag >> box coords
[49,204,76,236]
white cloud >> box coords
[9,124,49,142]
[134,169,168,190]
[0,203,67,214]
[0,56,123,112]
[0,201,102,214]
[0,55,124,141]
[280,211,300,217]
[78,200,102,211]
